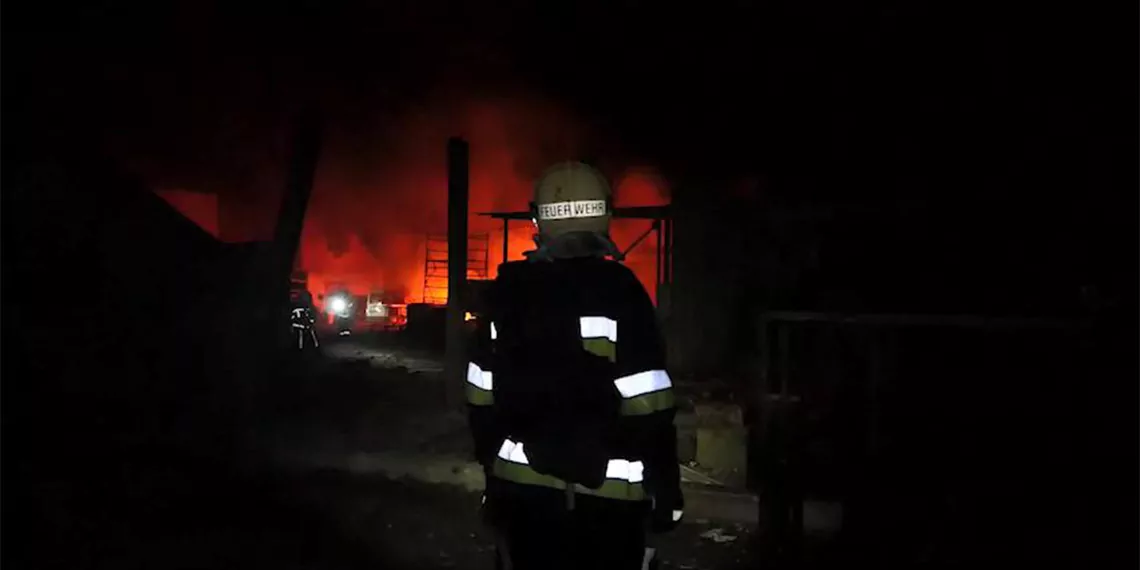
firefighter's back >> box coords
[468,161,680,570]
[491,257,637,487]
[486,257,653,570]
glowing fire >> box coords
[156,95,669,309]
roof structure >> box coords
[478,204,672,221]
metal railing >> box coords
[752,311,1087,567]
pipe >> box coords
[257,109,323,348]
[623,221,658,258]
[445,137,470,409]
[502,218,510,265]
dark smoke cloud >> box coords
[16,0,670,301]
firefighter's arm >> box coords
[614,275,683,530]
[466,297,500,469]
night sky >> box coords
[12,0,1127,186]
[5,0,1135,301]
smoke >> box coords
[300,88,669,302]
[25,0,674,302]
[139,82,669,303]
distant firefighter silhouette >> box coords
[291,290,319,349]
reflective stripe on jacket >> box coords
[491,438,647,501]
[466,257,681,505]
[465,317,676,414]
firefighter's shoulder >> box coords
[494,260,530,282]
[491,261,532,299]
[595,258,645,293]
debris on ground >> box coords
[698,528,738,543]
[259,335,759,569]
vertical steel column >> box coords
[655,220,663,296]
[445,137,469,409]
[269,111,322,303]
[501,218,510,265]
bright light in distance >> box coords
[329,297,347,313]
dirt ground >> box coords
[247,334,761,569]
[290,471,758,570]
[12,332,763,570]
[13,442,756,570]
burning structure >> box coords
[154,95,670,319]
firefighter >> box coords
[325,290,355,336]
[291,289,319,349]
[467,162,683,570]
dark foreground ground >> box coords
[9,332,758,570]
[12,327,1129,570]
[292,472,757,570]
[12,448,755,570]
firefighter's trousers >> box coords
[293,324,319,349]
[489,482,650,570]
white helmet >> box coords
[530,161,612,240]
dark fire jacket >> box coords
[466,257,682,508]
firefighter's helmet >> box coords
[530,161,612,239]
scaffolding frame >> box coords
[478,205,673,297]
[423,233,490,305]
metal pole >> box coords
[270,110,322,306]
[256,110,322,362]
[655,220,663,294]
[445,137,470,409]
[502,218,509,265]
[622,221,658,258]
[757,315,771,414]
[867,330,882,455]
[772,324,799,567]
[776,326,790,399]
[755,313,771,541]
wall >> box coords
[665,179,749,378]
[665,180,831,379]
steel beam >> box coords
[445,137,470,409]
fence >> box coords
[751,311,1090,567]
